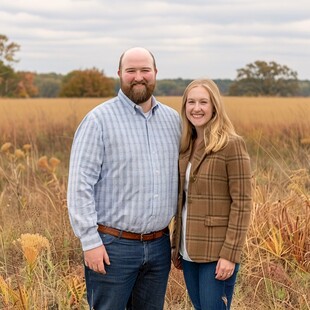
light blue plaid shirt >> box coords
[67,90,181,251]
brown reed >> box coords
[0,97,309,309]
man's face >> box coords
[118,49,157,104]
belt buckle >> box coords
[140,233,144,241]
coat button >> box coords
[190,176,196,182]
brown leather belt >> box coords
[97,224,169,241]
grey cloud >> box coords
[0,0,309,79]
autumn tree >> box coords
[0,60,16,97]
[229,61,299,96]
[0,34,38,97]
[34,73,63,97]
[0,34,20,64]
[0,66,38,97]
[15,72,38,98]
[0,35,19,96]
[60,68,115,97]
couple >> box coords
[67,47,252,310]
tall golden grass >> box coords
[0,97,309,309]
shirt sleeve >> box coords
[67,113,104,251]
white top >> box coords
[180,162,192,261]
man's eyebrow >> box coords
[125,66,152,70]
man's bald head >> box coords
[118,47,157,71]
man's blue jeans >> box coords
[85,231,171,310]
[182,259,240,310]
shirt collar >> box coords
[118,89,159,114]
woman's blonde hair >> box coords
[180,79,239,154]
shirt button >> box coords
[154,194,158,198]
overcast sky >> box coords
[1,0,309,80]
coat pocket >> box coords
[204,216,228,227]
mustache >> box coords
[131,81,147,86]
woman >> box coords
[172,79,252,310]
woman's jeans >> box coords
[85,231,171,310]
[182,259,239,310]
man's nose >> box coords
[134,71,144,82]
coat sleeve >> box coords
[219,137,252,263]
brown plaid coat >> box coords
[171,136,252,263]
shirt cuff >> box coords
[80,232,103,251]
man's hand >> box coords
[84,245,110,274]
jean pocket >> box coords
[99,232,117,245]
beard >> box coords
[121,81,156,104]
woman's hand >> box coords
[171,248,182,270]
[215,258,235,280]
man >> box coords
[67,47,181,309]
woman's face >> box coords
[185,86,214,132]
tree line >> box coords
[1,34,310,98]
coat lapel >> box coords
[190,141,208,176]
[179,140,208,187]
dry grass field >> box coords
[0,96,309,309]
